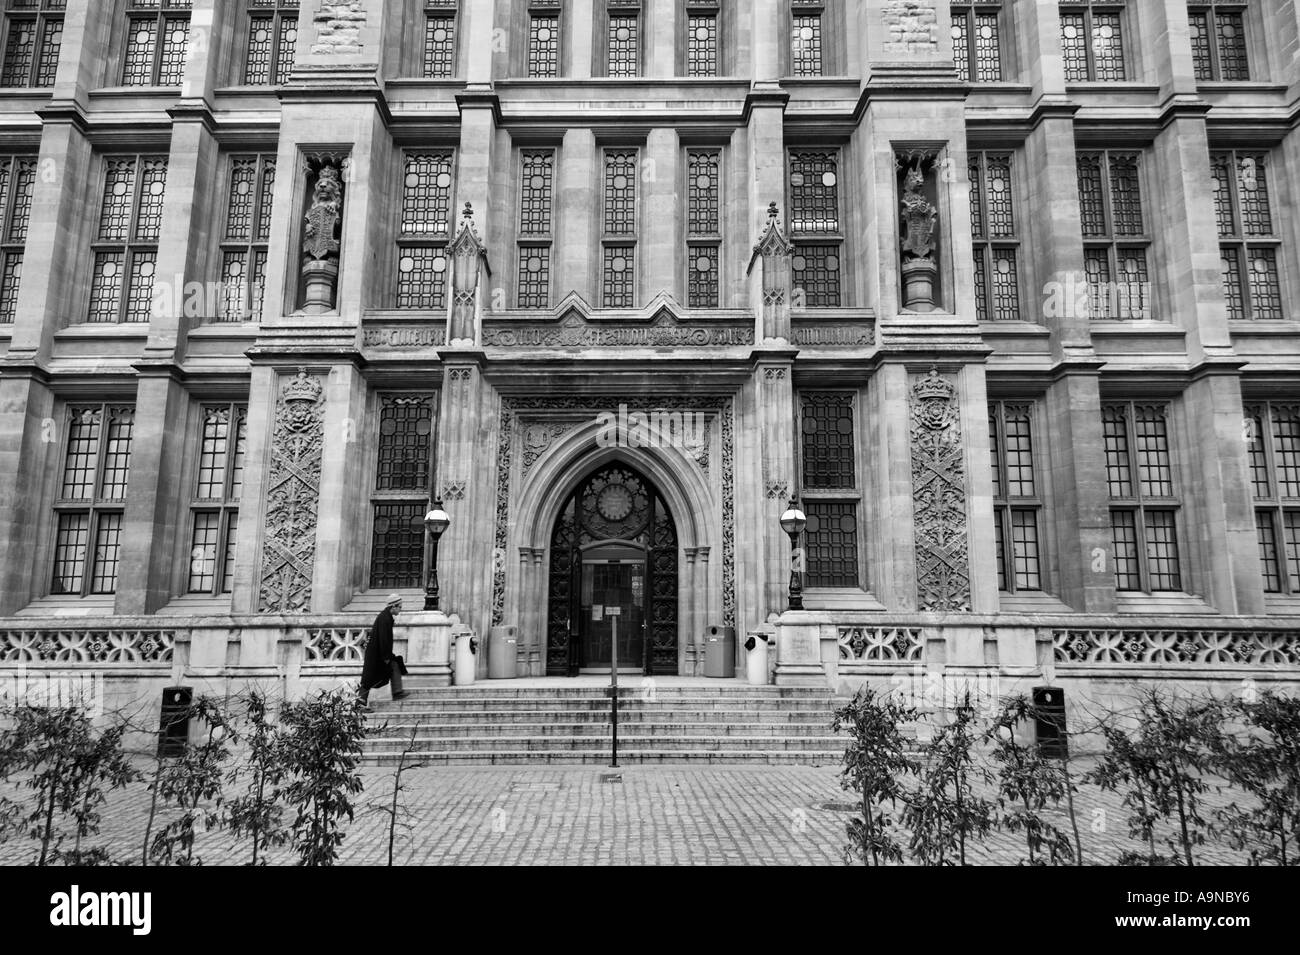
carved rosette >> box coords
[257,369,325,613]
[909,368,970,611]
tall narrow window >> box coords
[1103,402,1182,593]
[606,1,640,77]
[969,151,1020,321]
[800,392,860,588]
[396,151,454,310]
[244,0,298,86]
[1247,400,1300,595]
[788,149,841,307]
[989,401,1042,592]
[951,3,1003,82]
[791,3,823,76]
[122,0,191,87]
[1076,150,1150,320]
[370,395,436,590]
[188,403,246,595]
[686,149,720,308]
[1189,1,1248,81]
[686,3,719,77]
[52,404,134,596]
[1212,150,1282,321]
[0,155,35,324]
[527,2,560,77]
[517,149,555,309]
[601,149,637,308]
[0,0,64,88]
[1059,1,1126,82]
[88,155,168,324]
[423,0,457,78]
[218,154,276,322]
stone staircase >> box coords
[360,683,844,766]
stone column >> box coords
[755,356,796,614]
[642,127,680,301]
[557,127,597,302]
[866,362,917,609]
[0,373,54,615]
[682,547,699,672]
[530,548,546,673]
[229,366,278,614]
[693,545,711,674]
[311,362,369,612]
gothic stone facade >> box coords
[0,1,1298,716]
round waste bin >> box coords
[703,625,736,678]
[489,626,518,679]
[745,632,769,686]
[454,630,477,685]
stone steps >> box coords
[360,685,842,765]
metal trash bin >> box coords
[454,630,478,685]
[703,625,736,678]
[1033,686,1068,759]
[744,632,770,685]
[489,626,518,679]
[157,686,192,758]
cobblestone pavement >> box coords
[0,762,1266,866]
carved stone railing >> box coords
[1052,628,1300,667]
[303,626,371,663]
[0,627,176,664]
[837,626,924,663]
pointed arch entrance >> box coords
[546,462,679,675]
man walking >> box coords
[358,593,409,709]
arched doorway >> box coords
[546,463,679,675]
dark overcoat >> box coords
[361,607,395,690]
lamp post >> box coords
[779,498,807,611]
[424,499,450,611]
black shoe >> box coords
[392,690,409,701]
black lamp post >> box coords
[423,499,450,611]
[779,498,807,611]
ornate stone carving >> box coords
[448,203,489,345]
[898,153,940,311]
[0,628,175,663]
[1053,629,1300,666]
[303,165,343,262]
[910,368,970,611]
[763,367,787,381]
[493,395,735,629]
[441,482,466,502]
[748,201,793,341]
[258,369,325,613]
[446,367,474,383]
[520,420,580,474]
[361,326,447,350]
[791,324,876,347]
[837,627,925,662]
[304,627,370,663]
[765,481,790,500]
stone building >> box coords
[0,0,1297,715]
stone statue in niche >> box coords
[301,163,344,313]
[900,160,939,312]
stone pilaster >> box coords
[755,356,796,615]
[0,373,54,615]
[645,0,677,79]
[642,127,681,301]
[311,363,369,612]
[556,127,597,301]
[866,362,918,609]
[229,365,278,614]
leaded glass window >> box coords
[1076,150,1150,320]
[1246,400,1300,595]
[189,403,246,595]
[370,394,436,590]
[990,401,1043,592]
[52,404,134,596]
[686,149,720,308]
[527,6,560,78]
[606,2,639,77]
[423,0,457,78]
[1060,1,1126,82]
[0,0,64,88]
[791,4,822,76]
[800,392,860,589]
[397,151,454,310]
[517,149,555,308]
[1103,402,1182,593]
[244,0,297,85]
[217,154,275,322]
[789,149,842,307]
[687,5,718,77]
[951,3,1003,82]
[122,0,191,87]
[969,151,1020,321]
[601,149,637,307]
[0,155,35,323]
[1213,150,1281,321]
[87,155,168,324]
[1189,2,1248,82]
